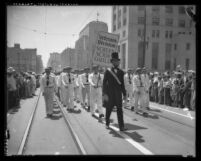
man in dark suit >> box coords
[102,52,127,131]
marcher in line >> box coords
[102,52,127,131]
[40,67,56,117]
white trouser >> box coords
[90,86,103,115]
[74,86,79,100]
[63,85,74,109]
[125,85,134,107]
[43,87,54,115]
[79,86,83,103]
[60,86,65,104]
[82,85,90,106]
[143,88,150,108]
[134,87,146,111]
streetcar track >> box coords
[55,96,87,155]
[17,90,41,155]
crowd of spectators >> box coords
[148,67,196,111]
[7,67,41,112]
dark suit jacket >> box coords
[102,67,126,108]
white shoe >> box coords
[183,107,189,111]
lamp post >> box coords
[142,6,147,68]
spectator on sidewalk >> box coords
[183,75,193,111]
[190,73,196,111]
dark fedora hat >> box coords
[111,52,120,61]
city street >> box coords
[7,89,195,156]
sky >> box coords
[7,5,112,67]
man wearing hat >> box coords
[124,68,134,109]
[80,67,91,111]
[89,65,104,118]
[40,67,56,117]
[132,67,147,116]
[141,67,150,110]
[61,66,75,111]
[102,52,127,131]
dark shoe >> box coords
[105,125,110,129]
[143,112,148,117]
[99,114,104,118]
[146,107,150,110]
[88,106,90,112]
[120,127,128,131]
[91,114,96,117]
[131,106,134,111]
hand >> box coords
[123,95,127,101]
[42,92,45,96]
[103,94,109,102]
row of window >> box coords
[114,6,186,14]
[113,17,186,32]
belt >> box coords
[84,84,90,85]
[137,86,144,87]
[45,86,54,88]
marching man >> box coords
[124,68,134,110]
[61,66,75,111]
[80,67,91,111]
[40,67,56,118]
[73,69,80,103]
[89,65,104,119]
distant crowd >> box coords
[7,67,41,112]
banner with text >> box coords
[93,31,119,67]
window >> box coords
[122,43,126,69]
[169,31,173,38]
[152,6,160,13]
[152,30,155,38]
[174,58,176,70]
[138,17,145,25]
[165,43,172,70]
[179,6,185,14]
[165,18,173,26]
[138,29,141,37]
[118,45,120,52]
[118,21,121,29]
[186,43,190,50]
[174,43,177,50]
[113,6,116,11]
[138,6,145,11]
[156,30,160,38]
[152,42,159,70]
[178,20,185,27]
[113,24,116,31]
[123,18,127,26]
[185,58,190,70]
[113,14,116,21]
[165,6,173,13]
[152,17,160,26]
[123,30,126,37]
[165,31,168,38]
[123,6,127,13]
[118,9,121,18]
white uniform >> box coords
[80,73,90,107]
[133,74,145,111]
[124,73,134,107]
[141,73,150,108]
[40,74,56,115]
[78,74,83,103]
[89,72,103,115]
[73,74,80,101]
[61,72,74,109]
[60,72,65,104]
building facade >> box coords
[47,52,61,72]
[7,43,37,72]
[112,5,196,71]
[36,55,44,74]
[60,48,76,70]
[75,21,108,69]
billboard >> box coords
[92,31,119,67]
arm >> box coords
[39,77,44,93]
[80,74,85,88]
[61,74,67,87]
[89,74,95,87]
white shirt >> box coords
[89,72,102,87]
[40,74,56,93]
[73,74,80,87]
[80,73,90,87]
[61,72,74,87]
[133,74,143,91]
[141,74,150,91]
[124,73,133,88]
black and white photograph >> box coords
[6,4,196,156]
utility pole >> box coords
[142,6,147,68]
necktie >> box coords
[129,74,131,84]
[68,73,71,83]
[46,75,49,86]
[86,74,88,83]
[139,75,142,86]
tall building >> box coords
[75,21,108,69]
[47,52,61,72]
[7,43,37,72]
[111,5,196,71]
[60,48,76,70]
[36,55,44,74]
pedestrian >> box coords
[178,73,185,109]
[40,67,56,117]
[60,68,66,105]
[61,67,75,111]
[78,69,84,106]
[183,75,192,111]
[163,74,172,106]
[89,65,104,118]
[102,52,127,131]
[190,73,196,110]
[80,67,91,111]
[158,74,164,104]
[124,68,134,109]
